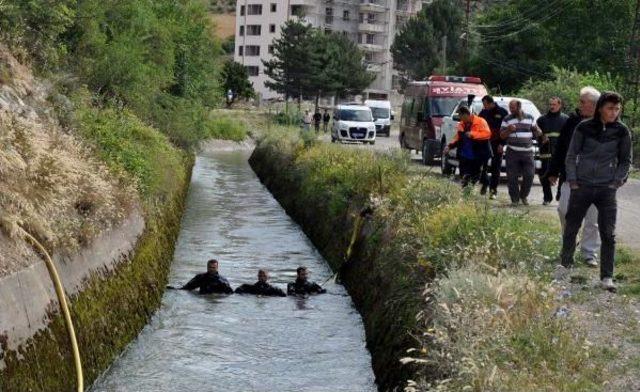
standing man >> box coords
[500,99,545,206]
[179,259,234,294]
[546,87,601,266]
[444,106,492,188]
[322,109,331,133]
[536,97,568,205]
[555,92,632,291]
[313,110,322,133]
[302,110,312,131]
[478,95,509,199]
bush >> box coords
[74,96,186,206]
[205,115,248,141]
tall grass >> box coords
[252,131,619,391]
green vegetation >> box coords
[1,0,247,149]
[221,60,256,105]
[250,131,639,391]
[263,20,375,109]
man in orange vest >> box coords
[444,106,492,188]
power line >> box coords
[470,5,567,42]
[472,0,563,31]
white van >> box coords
[364,99,392,137]
[331,104,377,145]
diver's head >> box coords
[258,269,269,283]
[296,266,308,282]
[207,259,219,274]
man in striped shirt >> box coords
[500,99,545,206]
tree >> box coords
[264,20,374,110]
[469,0,636,92]
[262,20,315,105]
[220,60,255,105]
[306,31,374,110]
[391,0,464,82]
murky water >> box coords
[90,148,376,392]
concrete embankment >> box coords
[0,156,192,391]
[249,143,423,390]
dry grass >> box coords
[0,45,135,276]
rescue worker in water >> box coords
[287,266,326,295]
[179,259,234,294]
[235,269,287,297]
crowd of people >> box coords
[173,259,327,297]
[448,88,632,291]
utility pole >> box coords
[628,0,640,127]
[465,0,471,60]
[442,34,447,75]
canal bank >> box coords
[248,130,640,391]
[0,154,193,391]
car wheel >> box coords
[441,147,455,176]
[421,140,437,166]
[370,140,376,145]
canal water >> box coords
[90,146,376,391]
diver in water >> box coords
[178,259,234,294]
[235,269,287,297]
[287,266,326,295]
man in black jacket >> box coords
[555,92,632,291]
[287,266,326,295]
[180,259,234,294]
[478,95,509,198]
[536,97,568,205]
[546,87,601,266]
[235,269,287,297]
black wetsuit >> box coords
[235,281,287,297]
[287,279,326,295]
[180,272,233,294]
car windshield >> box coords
[430,97,460,117]
[338,109,373,122]
[370,107,390,120]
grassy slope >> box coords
[250,129,640,391]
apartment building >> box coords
[234,0,426,100]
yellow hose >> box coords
[345,213,365,262]
[21,228,84,392]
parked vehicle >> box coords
[399,75,488,164]
[331,104,377,144]
[440,96,543,176]
[364,99,393,137]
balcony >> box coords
[290,0,316,6]
[365,62,382,72]
[359,2,386,13]
[358,22,386,33]
[359,43,384,52]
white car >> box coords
[440,96,542,176]
[331,104,377,145]
[365,99,392,137]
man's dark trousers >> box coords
[560,186,617,279]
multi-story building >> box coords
[234,0,426,100]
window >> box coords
[238,46,243,56]
[269,24,276,33]
[246,25,261,36]
[364,52,373,61]
[325,8,333,24]
[240,5,245,16]
[343,10,350,21]
[247,4,262,15]
[270,3,277,12]
[325,28,332,34]
[291,5,305,17]
[367,13,376,23]
[245,66,259,76]
[268,45,274,54]
[359,13,364,23]
[366,33,375,44]
[245,45,260,56]
[239,25,245,36]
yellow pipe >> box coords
[21,228,84,392]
